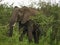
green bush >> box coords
[0,4,60,45]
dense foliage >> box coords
[0,3,60,45]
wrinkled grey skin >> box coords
[7,6,39,43]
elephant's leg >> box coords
[27,30,33,42]
[33,23,40,43]
[27,21,33,42]
[19,26,27,41]
[33,30,39,44]
[33,32,38,43]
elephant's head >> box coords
[10,6,39,25]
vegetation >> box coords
[0,2,60,45]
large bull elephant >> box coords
[7,6,39,43]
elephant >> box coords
[7,6,39,43]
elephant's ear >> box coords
[21,12,31,24]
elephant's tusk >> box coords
[13,23,16,27]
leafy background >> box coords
[0,2,60,45]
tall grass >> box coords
[0,4,60,45]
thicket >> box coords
[0,3,60,45]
